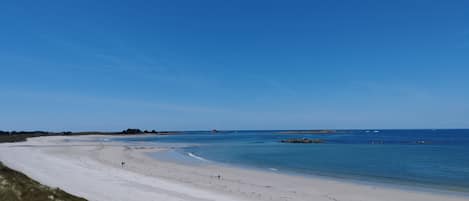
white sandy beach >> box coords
[0,135,467,201]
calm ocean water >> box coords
[116,129,469,192]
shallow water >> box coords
[116,129,469,192]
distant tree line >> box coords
[121,129,158,134]
[0,128,161,143]
[0,129,160,135]
[0,130,52,135]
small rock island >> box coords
[280,138,325,144]
[276,130,336,134]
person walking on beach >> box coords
[121,161,125,167]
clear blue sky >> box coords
[1,0,468,131]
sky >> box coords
[0,0,468,131]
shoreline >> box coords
[149,142,469,197]
[1,135,468,201]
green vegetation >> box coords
[122,128,143,134]
[0,128,163,200]
[0,131,102,143]
[0,128,166,143]
[0,162,87,201]
[0,133,44,143]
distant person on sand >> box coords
[121,161,125,167]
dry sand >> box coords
[0,135,467,201]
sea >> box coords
[114,129,469,193]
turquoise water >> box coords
[116,129,469,192]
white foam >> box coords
[187,152,209,162]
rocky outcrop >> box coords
[280,138,325,144]
[277,130,335,134]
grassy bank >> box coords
[0,162,87,201]
[0,133,91,201]
[0,130,161,200]
[0,134,47,143]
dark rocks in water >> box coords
[277,130,336,134]
[310,139,325,143]
[280,138,325,144]
[416,140,430,144]
[156,131,181,135]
